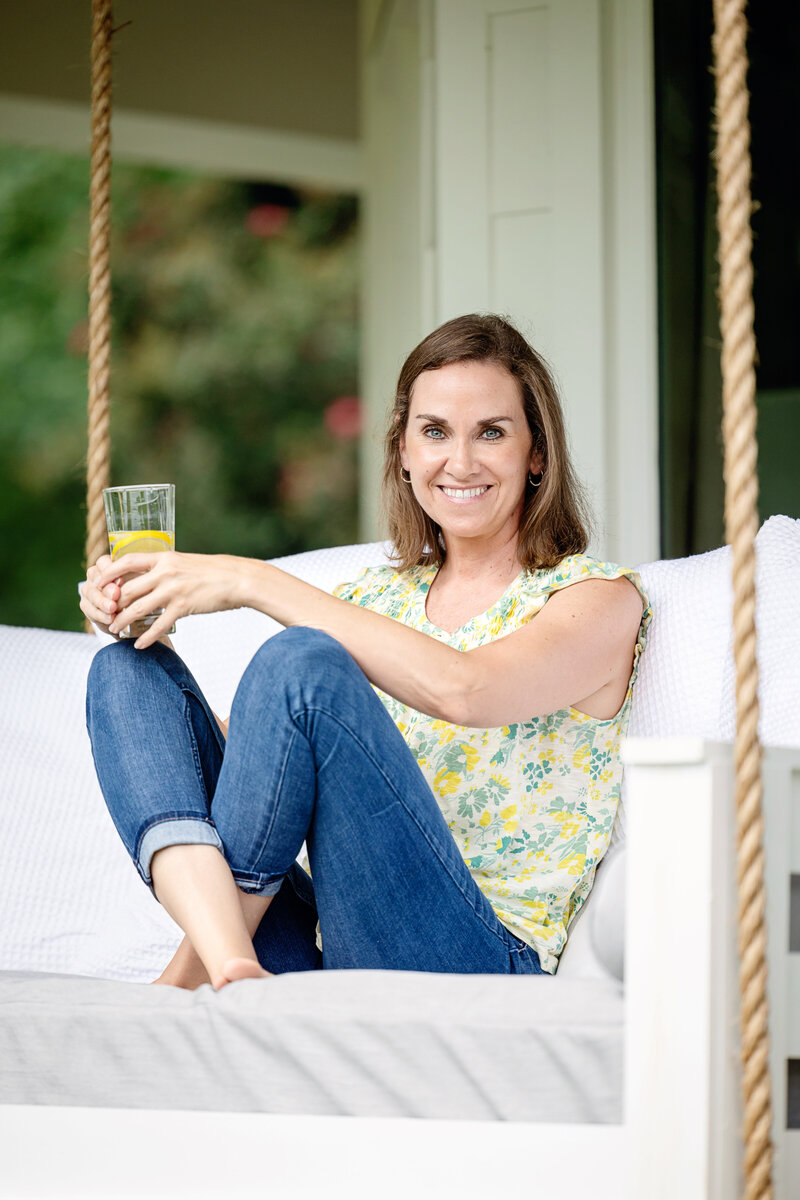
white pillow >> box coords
[718,514,800,747]
[629,543,733,741]
[606,542,734,848]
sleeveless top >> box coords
[333,555,652,973]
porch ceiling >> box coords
[0,0,359,141]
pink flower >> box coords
[246,204,290,238]
[324,395,361,440]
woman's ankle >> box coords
[152,961,210,989]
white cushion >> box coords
[718,514,800,747]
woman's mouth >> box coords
[438,485,490,500]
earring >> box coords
[528,472,544,489]
[400,468,412,484]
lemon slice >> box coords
[109,529,174,559]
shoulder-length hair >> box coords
[382,313,591,571]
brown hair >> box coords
[382,313,591,571]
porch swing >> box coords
[1,1,798,1197]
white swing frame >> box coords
[4,737,798,1200]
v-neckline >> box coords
[418,563,528,637]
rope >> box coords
[712,2,773,1196]
[85,0,113,623]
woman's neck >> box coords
[435,530,522,587]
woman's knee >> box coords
[86,640,187,729]
[87,639,141,694]
[238,628,361,706]
[252,627,353,675]
[88,638,183,690]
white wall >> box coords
[359,0,659,565]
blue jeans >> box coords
[86,627,546,976]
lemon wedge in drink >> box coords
[108,529,175,559]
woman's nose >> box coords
[445,437,478,478]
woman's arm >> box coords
[93,552,644,727]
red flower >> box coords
[323,395,361,440]
[246,204,290,238]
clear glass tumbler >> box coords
[102,483,176,638]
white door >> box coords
[361,0,658,564]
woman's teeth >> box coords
[440,486,489,498]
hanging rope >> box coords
[85,0,113,612]
[712,3,773,1197]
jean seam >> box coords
[292,702,513,951]
[246,725,301,869]
[181,690,215,806]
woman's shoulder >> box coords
[522,554,652,624]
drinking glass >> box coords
[102,483,176,638]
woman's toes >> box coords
[215,957,272,988]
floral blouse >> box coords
[333,555,652,974]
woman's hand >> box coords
[93,551,249,649]
[80,555,126,639]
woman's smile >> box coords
[438,484,491,501]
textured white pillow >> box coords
[606,542,734,849]
[718,515,800,747]
[629,544,733,741]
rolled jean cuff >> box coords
[230,869,286,899]
[138,818,224,890]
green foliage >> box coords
[0,146,360,631]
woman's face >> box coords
[399,360,543,552]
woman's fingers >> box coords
[131,610,175,650]
[80,555,129,638]
[95,552,164,589]
[82,575,119,615]
[79,587,123,640]
[109,585,169,636]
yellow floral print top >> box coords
[333,556,652,974]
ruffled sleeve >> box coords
[332,564,399,607]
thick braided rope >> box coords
[85,0,113,604]
[712,2,773,1196]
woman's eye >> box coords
[482,427,503,440]
[423,426,445,439]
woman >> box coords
[82,313,650,990]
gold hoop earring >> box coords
[400,468,412,484]
[528,472,543,489]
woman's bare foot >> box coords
[148,845,276,993]
[215,957,272,989]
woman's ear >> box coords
[399,433,409,471]
[529,447,545,475]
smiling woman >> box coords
[81,312,650,988]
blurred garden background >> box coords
[0,143,360,632]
